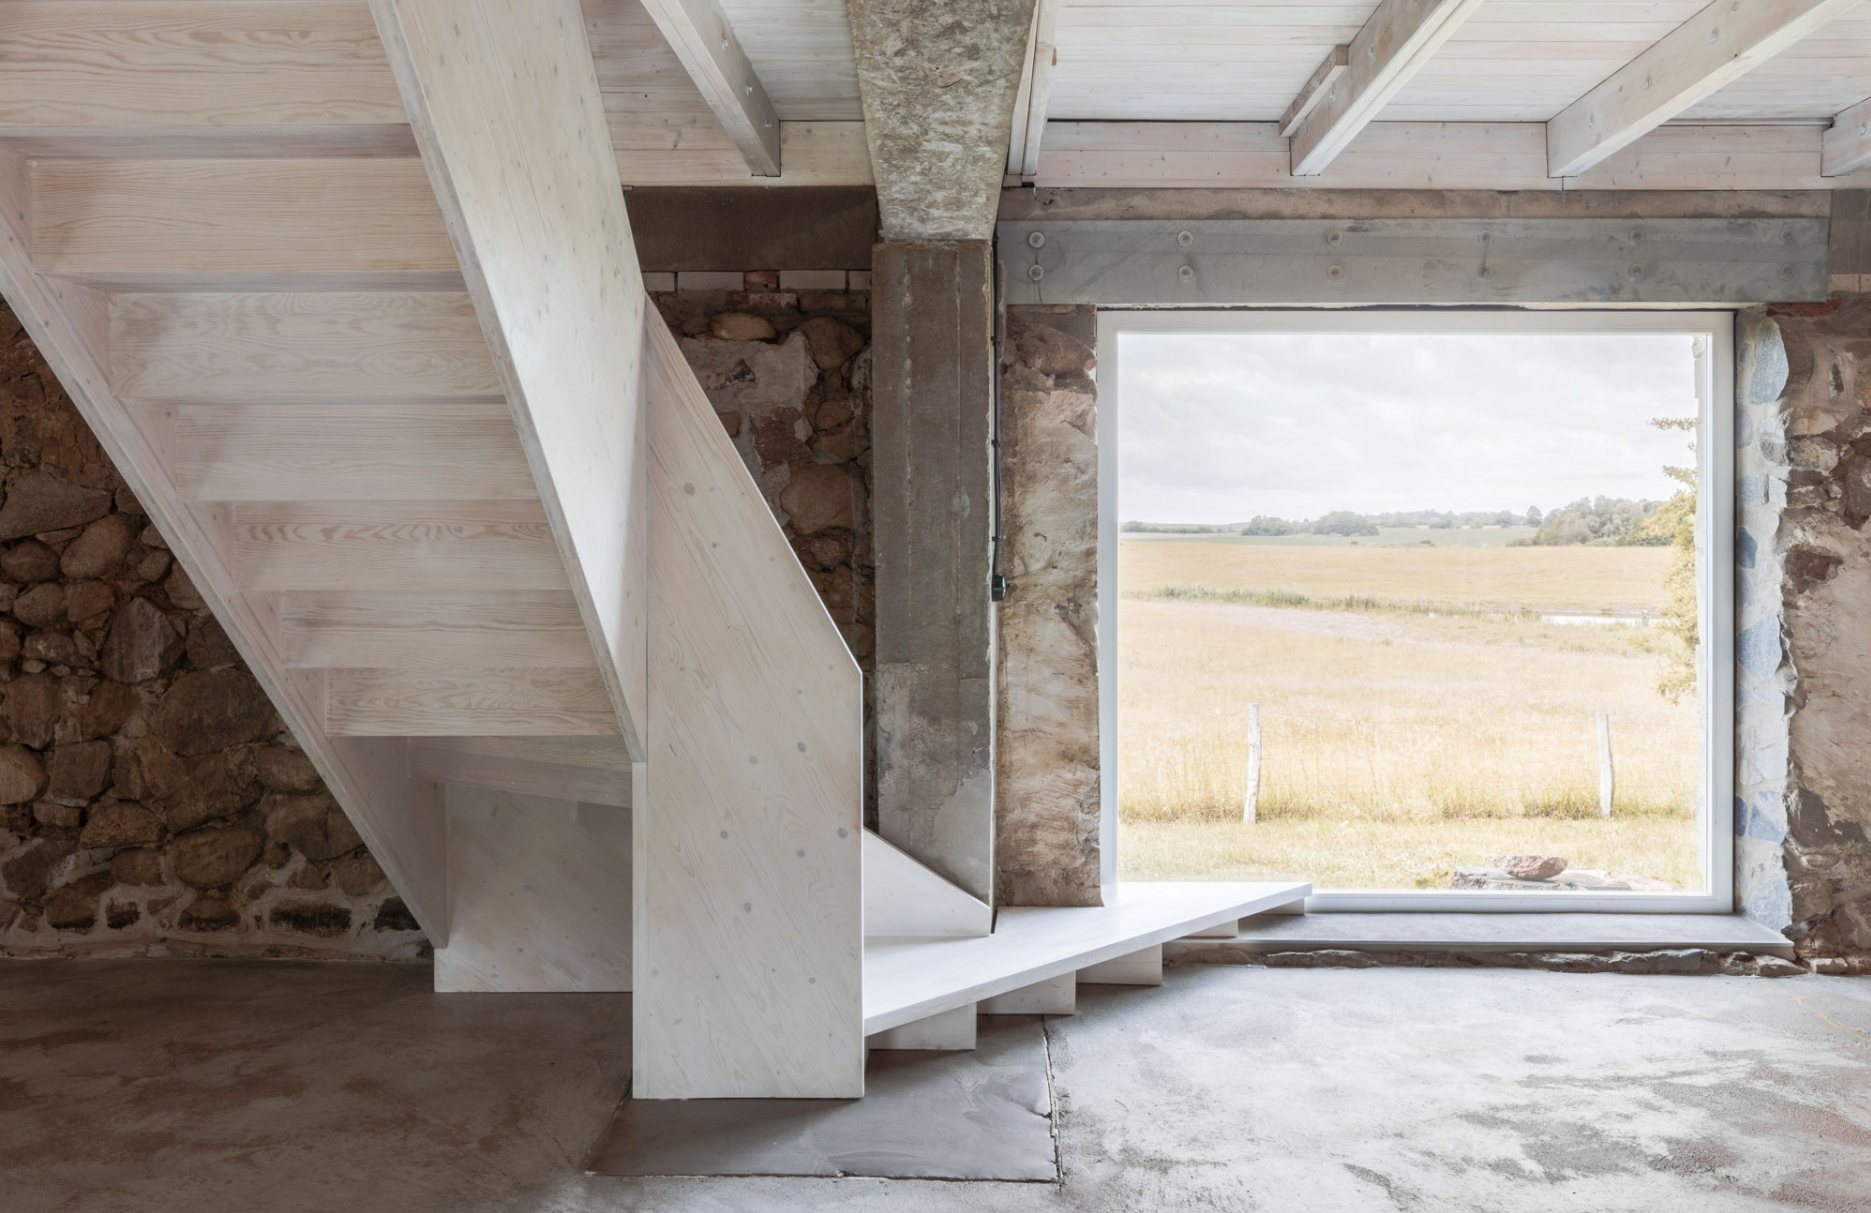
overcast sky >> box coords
[1117,332,1700,524]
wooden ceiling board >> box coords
[1051,0,1871,123]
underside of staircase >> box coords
[0,0,1306,1100]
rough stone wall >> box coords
[652,274,877,813]
[0,308,424,959]
[1751,295,1871,973]
[1735,311,1797,933]
[996,306,1101,906]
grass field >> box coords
[1116,538,1703,892]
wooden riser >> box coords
[279,591,590,669]
[175,403,537,502]
[112,292,501,404]
[323,667,616,736]
[409,735,633,807]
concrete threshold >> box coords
[1184,911,1794,958]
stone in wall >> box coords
[653,275,876,814]
[995,306,1101,907]
[0,308,424,959]
[1751,295,1871,972]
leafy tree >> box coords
[1312,510,1379,537]
[1240,515,1299,536]
[1640,417,1699,702]
[1526,505,1542,526]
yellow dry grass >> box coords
[1120,818,1703,890]
[1116,540,1703,892]
[1121,538,1675,612]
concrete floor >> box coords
[3,960,1869,1213]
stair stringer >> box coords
[370,0,864,1099]
[373,0,650,757]
[640,316,866,1099]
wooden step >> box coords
[0,1,406,135]
[31,157,456,287]
[279,591,590,669]
[323,667,616,736]
[232,501,567,592]
[111,292,501,404]
[862,881,1312,1036]
[175,402,536,501]
[409,734,633,806]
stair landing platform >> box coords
[864,881,1311,1035]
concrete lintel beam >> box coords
[848,0,1038,241]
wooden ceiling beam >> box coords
[1547,0,1860,180]
[1287,0,1486,177]
[638,0,783,176]
[1006,0,1058,180]
[1824,95,1871,178]
[1280,45,1349,139]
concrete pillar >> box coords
[871,240,997,901]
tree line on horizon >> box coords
[1119,497,1673,545]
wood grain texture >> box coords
[637,315,864,1099]
[609,118,871,184]
[433,785,633,991]
[175,402,535,501]
[279,590,591,668]
[111,292,500,403]
[863,830,992,939]
[233,501,569,592]
[0,1,400,126]
[0,150,447,940]
[1547,0,1861,178]
[1825,95,1871,177]
[639,0,782,174]
[1036,120,1871,190]
[374,0,650,754]
[1007,0,1057,178]
[1289,0,1487,175]
[30,158,454,280]
[1281,45,1349,137]
[410,737,633,806]
[864,881,1311,1034]
[325,667,616,735]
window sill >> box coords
[1207,911,1792,958]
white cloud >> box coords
[1116,331,1699,524]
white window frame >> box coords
[1098,309,1736,913]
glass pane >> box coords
[1115,329,1710,896]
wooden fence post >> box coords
[1596,712,1614,818]
[1243,703,1262,823]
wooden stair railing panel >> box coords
[639,316,864,1099]
[372,0,651,752]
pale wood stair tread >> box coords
[863,881,1312,1035]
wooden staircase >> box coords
[0,0,1307,1102]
